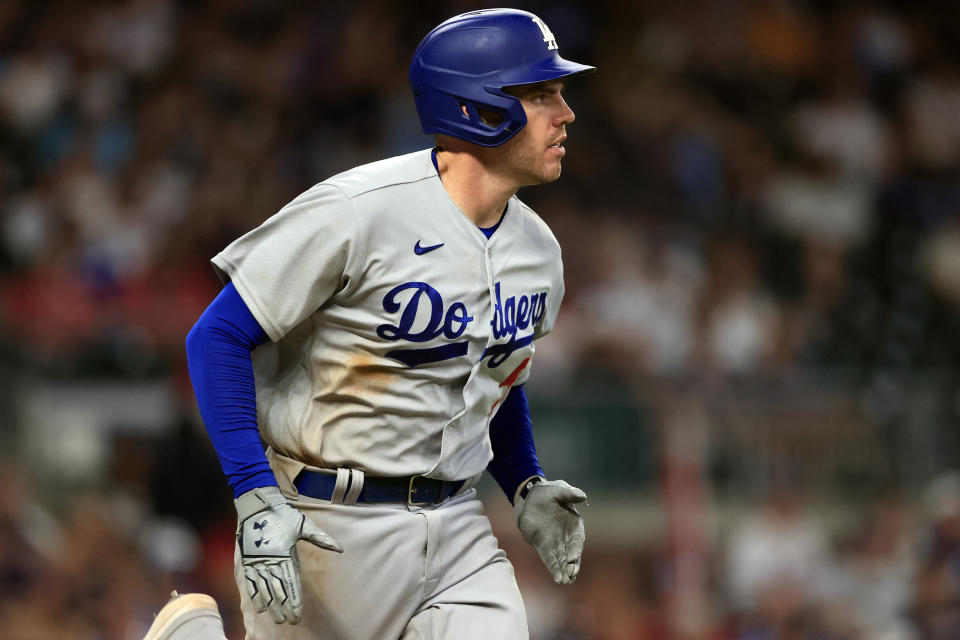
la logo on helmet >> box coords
[531,16,558,51]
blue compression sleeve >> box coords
[486,385,544,504]
[185,282,277,497]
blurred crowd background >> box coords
[2,0,960,638]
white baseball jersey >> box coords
[212,148,564,481]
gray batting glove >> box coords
[235,486,342,625]
[514,478,587,584]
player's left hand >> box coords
[235,486,342,625]
[514,478,586,584]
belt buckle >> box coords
[407,475,432,506]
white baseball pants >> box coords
[234,487,529,640]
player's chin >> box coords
[520,161,563,186]
[544,162,563,183]
[526,170,561,187]
[536,157,563,182]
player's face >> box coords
[498,80,576,186]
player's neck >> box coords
[434,147,516,228]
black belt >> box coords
[294,470,465,505]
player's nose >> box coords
[554,96,575,126]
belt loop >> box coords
[344,469,364,505]
[330,468,351,504]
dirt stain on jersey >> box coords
[337,352,394,399]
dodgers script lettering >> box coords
[376,281,548,368]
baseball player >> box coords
[185,8,594,639]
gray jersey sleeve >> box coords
[530,212,565,342]
[212,183,363,341]
[534,266,565,341]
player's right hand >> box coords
[234,486,342,625]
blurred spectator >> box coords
[724,487,830,615]
[578,219,704,376]
[914,472,960,639]
[819,498,920,639]
[699,236,780,374]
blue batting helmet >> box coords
[409,8,595,147]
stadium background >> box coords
[2,0,960,638]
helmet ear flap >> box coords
[412,87,527,146]
[460,100,506,129]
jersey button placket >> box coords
[482,245,498,357]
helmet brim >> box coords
[498,57,596,89]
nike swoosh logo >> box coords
[414,240,444,255]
